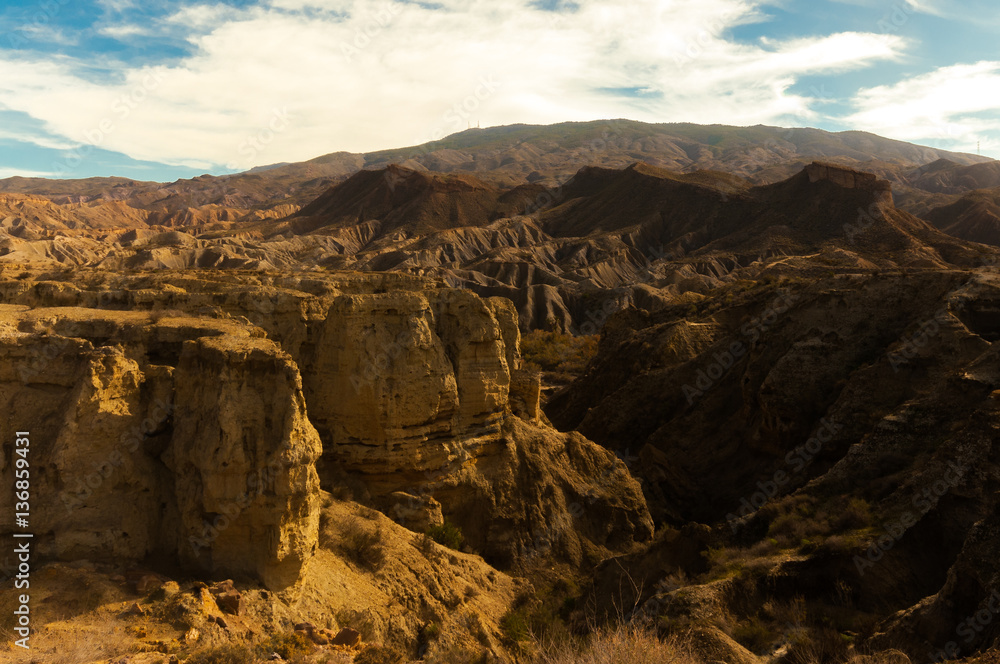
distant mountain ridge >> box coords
[0,120,990,207]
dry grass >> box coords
[842,653,912,664]
[319,510,387,571]
[533,625,701,664]
[531,625,916,664]
[186,644,260,664]
[2,617,137,664]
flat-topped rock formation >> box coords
[805,161,888,191]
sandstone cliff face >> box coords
[300,285,649,565]
[165,336,322,590]
[0,306,322,590]
[0,271,654,589]
[305,289,509,486]
[805,161,890,194]
[0,331,170,562]
[438,416,655,567]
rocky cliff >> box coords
[0,269,652,591]
[0,307,322,590]
[546,266,1000,660]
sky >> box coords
[0,0,998,181]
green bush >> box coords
[256,632,313,660]
[500,607,532,645]
[426,521,464,550]
[733,616,775,654]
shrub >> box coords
[520,330,599,377]
[426,521,464,550]
[423,622,441,641]
[500,606,532,645]
[354,644,405,664]
[732,616,775,654]
[256,632,313,660]
[836,498,872,530]
[781,627,851,664]
[186,645,258,664]
[533,625,699,664]
[500,589,573,650]
[339,519,387,571]
[761,598,807,627]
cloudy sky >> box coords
[0,0,997,180]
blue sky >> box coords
[0,0,997,181]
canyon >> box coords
[2,121,1000,664]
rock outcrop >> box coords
[0,306,322,590]
[165,336,322,590]
[300,285,651,565]
[305,289,509,486]
[805,161,888,192]
[0,270,654,589]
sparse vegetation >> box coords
[760,494,876,553]
[533,626,699,664]
[500,605,532,646]
[186,644,259,664]
[732,615,775,654]
[520,330,599,381]
[424,644,492,664]
[423,621,441,641]
[426,521,465,550]
[499,580,581,651]
[782,626,853,664]
[0,615,135,664]
[257,632,314,661]
[354,644,405,664]
[337,518,388,571]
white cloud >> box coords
[165,4,251,28]
[0,129,77,151]
[828,0,1000,25]
[844,61,1000,156]
[14,25,79,46]
[98,24,153,38]
[0,0,907,171]
[97,0,138,13]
